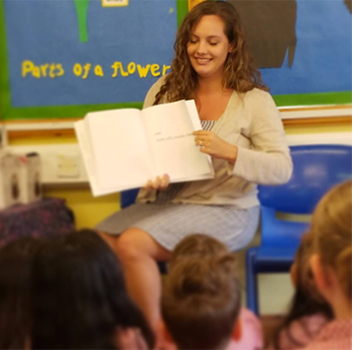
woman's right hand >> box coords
[144,174,170,191]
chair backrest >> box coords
[258,144,352,248]
[258,144,352,214]
[120,188,139,209]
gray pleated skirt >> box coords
[96,200,260,252]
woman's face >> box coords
[187,15,231,80]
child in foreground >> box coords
[298,180,351,350]
[269,233,333,349]
[162,255,241,350]
[159,234,262,350]
[0,237,42,349]
[31,229,154,349]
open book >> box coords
[74,100,214,196]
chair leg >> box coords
[246,249,259,316]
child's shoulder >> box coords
[278,313,329,350]
[231,308,263,350]
[240,307,262,326]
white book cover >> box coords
[75,100,214,196]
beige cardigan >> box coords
[137,78,293,208]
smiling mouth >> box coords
[195,57,212,64]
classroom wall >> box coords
[8,121,352,229]
[8,134,120,229]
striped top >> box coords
[155,119,216,203]
[200,119,216,131]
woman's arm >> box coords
[194,90,292,185]
[231,91,293,185]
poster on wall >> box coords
[0,0,186,120]
[228,0,351,104]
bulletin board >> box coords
[233,0,352,108]
[0,0,351,122]
[0,0,188,121]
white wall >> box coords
[5,128,352,186]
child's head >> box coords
[31,229,154,349]
[162,255,241,350]
[309,180,352,307]
[272,233,334,349]
[169,233,230,270]
[0,237,41,349]
[291,232,327,303]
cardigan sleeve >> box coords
[231,90,293,185]
[142,76,166,109]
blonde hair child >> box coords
[303,180,352,350]
[269,233,333,349]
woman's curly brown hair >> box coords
[154,0,268,105]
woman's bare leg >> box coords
[99,229,170,326]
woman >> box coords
[97,1,292,326]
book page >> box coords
[86,109,155,191]
[74,121,121,196]
[185,100,215,178]
[142,100,213,181]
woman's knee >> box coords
[116,228,171,263]
[115,229,152,263]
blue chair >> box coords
[120,188,140,210]
[246,144,352,315]
[120,188,168,274]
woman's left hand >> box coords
[193,130,238,165]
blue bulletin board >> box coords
[0,0,351,121]
[254,0,352,107]
[0,0,188,120]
